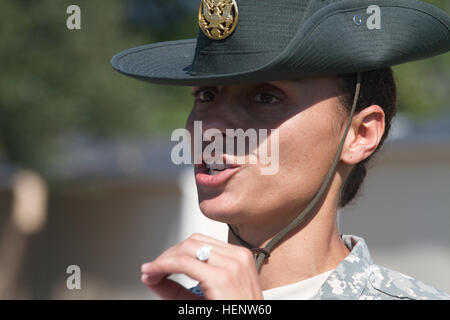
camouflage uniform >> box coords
[312,235,449,300]
[191,235,450,300]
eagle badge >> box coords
[198,0,239,40]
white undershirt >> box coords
[263,270,334,300]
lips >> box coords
[194,157,240,187]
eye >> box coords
[194,89,216,103]
[253,92,281,104]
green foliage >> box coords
[393,0,450,119]
[0,0,195,172]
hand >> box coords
[141,233,264,300]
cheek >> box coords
[185,110,198,153]
[264,110,339,203]
[211,113,337,222]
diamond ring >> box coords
[196,245,213,262]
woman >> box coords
[112,0,450,299]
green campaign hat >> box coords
[111,0,450,86]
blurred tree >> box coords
[0,0,197,175]
[0,0,448,177]
[126,0,198,38]
[393,0,450,119]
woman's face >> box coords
[186,77,346,228]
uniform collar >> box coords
[311,234,374,300]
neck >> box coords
[227,176,350,291]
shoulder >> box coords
[360,264,450,300]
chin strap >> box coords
[228,72,362,272]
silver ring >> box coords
[196,245,213,262]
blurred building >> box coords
[0,112,449,299]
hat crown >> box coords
[190,0,331,75]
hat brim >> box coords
[111,38,274,86]
[111,0,450,86]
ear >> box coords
[340,105,385,165]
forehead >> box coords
[192,77,340,92]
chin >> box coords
[198,192,243,224]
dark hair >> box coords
[336,68,397,208]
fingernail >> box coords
[141,262,151,272]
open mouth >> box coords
[194,158,240,186]
[205,162,236,176]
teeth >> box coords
[206,163,230,170]
[209,169,221,176]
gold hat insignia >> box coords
[198,0,239,40]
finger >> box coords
[142,248,241,279]
[142,244,255,291]
[140,234,255,292]
[189,233,247,252]
[140,236,230,286]
[141,274,203,300]
[142,234,228,268]
[141,241,260,300]
[142,255,221,288]
[180,236,255,265]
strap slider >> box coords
[251,248,271,259]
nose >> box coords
[202,120,228,137]
[195,100,239,161]
[193,96,240,135]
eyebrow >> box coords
[192,83,288,97]
[192,86,219,93]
